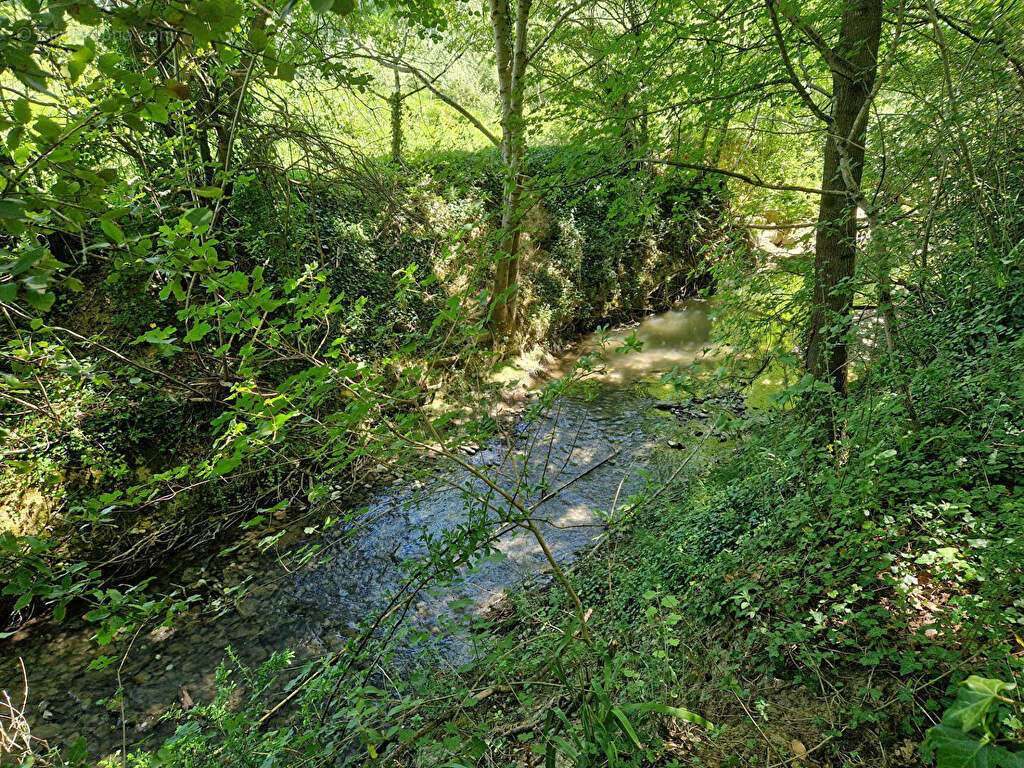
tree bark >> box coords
[804,0,883,396]
[390,69,403,165]
[489,0,532,338]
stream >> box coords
[0,301,721,762]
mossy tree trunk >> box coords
[803,0,883,396]
[390,69,403,165]
[488,0,532,339]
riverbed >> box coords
[0,301,720,761]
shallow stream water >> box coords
[0,301,718,761]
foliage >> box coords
[922,676,1024,768]
[0,0,1021,765]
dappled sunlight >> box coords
[543,302,716,388]
[1,0,1018,763]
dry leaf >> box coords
[791,739,807,759]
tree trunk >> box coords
[488,0,532,338]
[208,8,268,230]
[390,69,403,165]
[804,0,883,396]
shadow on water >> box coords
[0,301,716,759]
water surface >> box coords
[0,302,715,760]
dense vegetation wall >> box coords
[233,147,723,348]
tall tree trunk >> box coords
[489,0,532,338]
[804,0,882,396]
[390,69,403,165]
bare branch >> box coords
[647,157,843,196]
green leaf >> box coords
[0,199,27,220]
[222,272,249,293]
[96,52,122,76]
[70,1,103,25]
[922,723,1024,768]
[262,44,278,75]
[100,219,125,244]
[249,27,270,51]
[123,112,146,133]
[12,99,31,125]
[183,321,213,343]
[184,207,213,229]
[944,676,1016,734]
[277,61,297,81]
[611,707,643,748]
[13,593,32,612]
[3,246,47,276]
[34,116,63,141]
[193,186,224,198]
[164,78,192,100]
[213,455,242,476]
[14,67,52,95]
[68,40,96,83]
[7,125,25,151]
[24,290,55,312]
[620,702,713,730]
[142,102,169,123]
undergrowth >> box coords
[102,253,1024,768]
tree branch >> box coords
[525,0,587,66]
[353,48,500,147]
[646,157,843,196]
[765,0,834,124]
